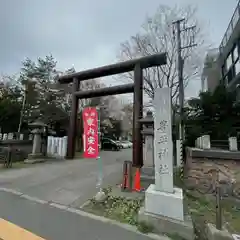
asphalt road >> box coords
[0,149,131,207]
[0,191,168,240]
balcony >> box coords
[219,1,240,54]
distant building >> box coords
[201,48,220,92]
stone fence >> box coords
[0,132,33,141]
[185,147,240,198]
[0,133,68,160]
[195,135,239,151]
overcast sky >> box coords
[0,0,239,99]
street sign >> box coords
[82,107,99,159]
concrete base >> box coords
[27,153,44,160]
[138,207,194,240]
[145,184,184,221]
[206,223,233,240]
[24,158,46,164]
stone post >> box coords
[19,134,24,140]
[229,137,238,151]
[202,135,211,149]
[3,134,7,140]
[8,133,13,140]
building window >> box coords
[233,45,239,62]
[226,25,232,43]
[222,65,226,77]
[226,53,233,70]
[224,75,228,86]
[235,59,240,75]
[227,67,234,84]
[232,7,239,29]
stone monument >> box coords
[139,88,193,240]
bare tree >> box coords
[118,4,208,103]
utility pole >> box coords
[172,18,197,142]
[18,86,27,133]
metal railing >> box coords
[219,1,240,54]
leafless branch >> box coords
[117,4,209,102]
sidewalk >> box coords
[0,191,169,240]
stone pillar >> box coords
[20,134,24,140]
[202,135,211,149]
[3,134,7,140]
[144,88,184,221]
[229,137,238,151]
[8,133,13,140]
[32,130,42,155]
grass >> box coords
[82,187,144,226]
[82,167,240,239]
[186,191,240,239]
[172,166,240,239]
[82,187,157,234]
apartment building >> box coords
[201,1,240,93]
[218,1,240,91]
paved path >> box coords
[0,150,131,208]
[0,191,169,240]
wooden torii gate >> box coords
[58,53,167,167]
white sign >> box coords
[153,88,173,193]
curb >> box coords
[0,187,170,240]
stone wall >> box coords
[0,140,33,161]
[185,147,240,197]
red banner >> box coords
[82,107,99,158]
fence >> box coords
[0,132,33,141]
[47,136,67,158]
[195,135,240,151]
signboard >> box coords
[82,107,99,158]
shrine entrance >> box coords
[58,53,167,167]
